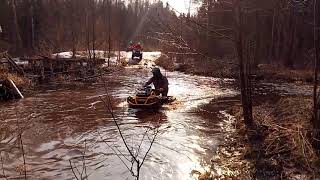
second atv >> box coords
[132,50,143,61]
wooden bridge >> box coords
[0,51,106,81]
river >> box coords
[0,52,311,180]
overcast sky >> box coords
[163,0,201,14]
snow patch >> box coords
[52,51,162,67]
[52,52,74,59]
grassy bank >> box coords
[201,96,320,179]
[155,54,314,83]
[0,69,32,91]
[155,55,237,78]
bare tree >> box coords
[19,134,27,180]
[313,0,320,147]
[91,0,96,61]
[108,0,111,66]
[69,0,77,58]
[153,1,253,125]
[10,0,23,54]
[233,0,253,125]
[69,140,88,180]
[99,94,158,180]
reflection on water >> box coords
[0,62,238,179]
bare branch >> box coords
[69,160,80,180]
[0,151,8,180]
[19,134,27,180]
[135,128,150,158]
[99,96,138,163]
[97,131,133,174]
[139,128,158,169]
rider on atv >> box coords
[128,41,143,60]
[144,68,168,96]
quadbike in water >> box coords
[127,86,176,109]
[132,50,143,61]
[127,50,143,65]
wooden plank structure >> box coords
[0,51,106,81]
[21,57,106,80]
[0,51,25,75]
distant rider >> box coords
[144,68,169,96]
[128,41,143,60]
[127,41,135,51]
[127,41,143,52]
[134,42,143,52]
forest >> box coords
[1,0,320,179]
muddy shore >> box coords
[155,54,320,179]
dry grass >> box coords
[155,54,237,78]
[200,97,319,179]
[156,55,315,83]
[233,97,319,179]
[0,68,32,88]
[154,54,175,71]
[256,64,314,83]
[257,98,318,177]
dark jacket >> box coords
[145,75,169,96]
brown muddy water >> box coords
[0,58,312,179]
[0,64,238,180]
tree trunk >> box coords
[313,0,320,148]
[71,0,76,58]
[10,0,23,54]
[254,11,260,67]
[108,0,111,67]
[207,0,212,55]
[92,0,96,61]
[26,0,35,51]
[269,8,276,62]
[285,12,296,68]
[275,14,282,61]
[86,0,91,60]
[233,0,253,126]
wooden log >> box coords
[5,56,25,76]
[8,78,24,99]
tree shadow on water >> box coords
[132,109,167,125]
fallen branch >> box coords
[19,134,27,180]
[68,140,89,180]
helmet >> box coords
[129,41,133,45]
[152,67,160,73]
[151,67,161,77]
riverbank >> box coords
[155,54,320,179]
[251,97,318,179]
[231,96,318,179]
[195,95,320,179]
[0,69,32,91]
[0,54,124,95]
[155,54,314,83]
[155,55,238,79]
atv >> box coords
[127,86,176,109]
[132,50,143,61]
